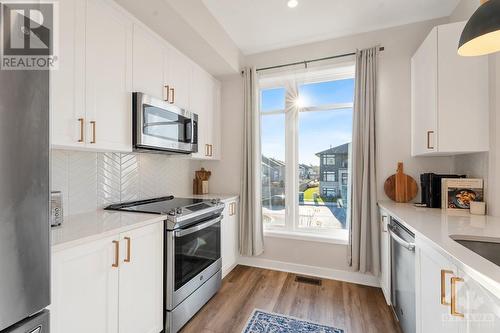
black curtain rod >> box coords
[244,46,384,74]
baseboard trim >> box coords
[222,262,238,279]
[237,256,380,288]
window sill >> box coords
[263,229,349,245]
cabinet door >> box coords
[221,200,238,277]
[190,66,210,159]
[380,209,391,305]
[456,269,500,333]
[164,47,191,110]
[132,24,166,100]
[119,223,163,333]
[418,244,460,333]
[51,236,119,333]
[211,78,222,160]
[411,27,438,156]
[437,22,489,154]
[50,0,85,149]
[85,0,132,152]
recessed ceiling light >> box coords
[287,0,298,8]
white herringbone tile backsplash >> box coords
[51,150,198,216]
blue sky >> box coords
[261,79,354,165]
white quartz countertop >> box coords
[378,200,500,297]
[191,193,239,202]
[51,210,165,252]
[51,194,239,252]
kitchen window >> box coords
[260,64,354,242]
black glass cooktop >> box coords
[105,196,207,215]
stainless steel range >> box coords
[106,196,224,333]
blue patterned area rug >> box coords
[242,309,344,333]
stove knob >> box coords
[176,208,183,215]
[168,209,176,216]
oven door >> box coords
[134,92,198,154]
[166,215,222,310]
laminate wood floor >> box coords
[180,265,402,333]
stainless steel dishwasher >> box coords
[389,217,416,333]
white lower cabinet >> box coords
[417,242,460,333]
[51,235,119,333]
[417,241,500,333]
[51,222,163,333]
[118,223,163,333]
[456,269,500,333]
[379,208,391,305]
[221,199,239,277]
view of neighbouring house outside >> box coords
[261,76,354,235]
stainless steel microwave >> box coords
[133,92,198,154]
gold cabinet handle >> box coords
[209,144,213,157]
[205,144,210,157]
[451,277,464,317]
[124,236,131,263]
[112,240,120,268]
[427,130,434,149]
[78,118,84,142]
[170,87,175,104]
[90,121,96,144]
[163,85,170,102]
[441,269,453,305]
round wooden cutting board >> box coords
[384,162,418,203]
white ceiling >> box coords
[202,0,461,55]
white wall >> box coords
[450,0,500,217]
[208,19,458,277]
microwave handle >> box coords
[174,215,222,238]
[190,118,197,144]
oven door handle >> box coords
[388,226,415,252]
[174,215,223,237]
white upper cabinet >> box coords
[52,0,221,156]
[85,0,133,152]
[190,65,222,160]
[51,0,133,152]
[132,24,166,100]
[50,0,85,149]
[164,47,192,110]
[411,21,489,156]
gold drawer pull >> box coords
[441,269,453,305]
[427,130,434,149]
[170,87,175,104]
[451,277,464,317]
[90,121,96,144]
[164,85,170,102]
[78,118,84,142]
[124,236,131,263]
[112,240,120,268]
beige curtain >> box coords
[239,67,264,257]
[348,47,380,275]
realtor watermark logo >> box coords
[1,1,58,70]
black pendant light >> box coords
[458,0,500,56]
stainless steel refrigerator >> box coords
[0,68,50,332]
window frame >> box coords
[259,63,355,242]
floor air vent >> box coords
[295,275,322,286]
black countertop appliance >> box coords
[420,173,466,208]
